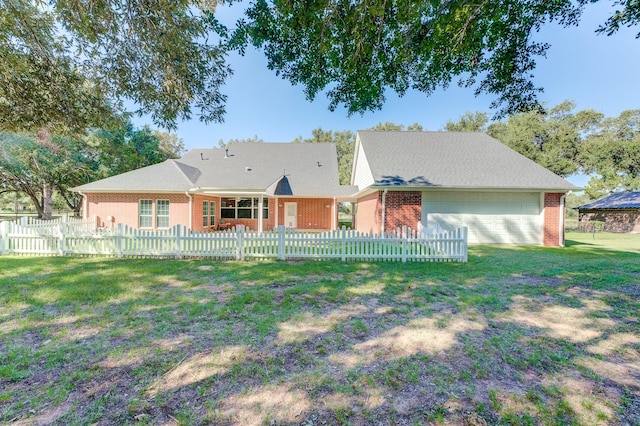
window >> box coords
[220,197,269,219]
[156,200,170,228]
[203,200,215,227]
[139,199,153,228]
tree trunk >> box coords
[36,128,54,220]
[42,183,53,220]
[21,185,45,218]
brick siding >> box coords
[384,191,422,232]
[543,192,564,247]
[85,193,190,229]
[579,210,640,233]
[276,198,335,230]
[84,193,334,231]
[355,191,382,234]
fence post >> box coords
[236,225,245,261]
[461,227,468,263]
[174,224,182,259]
[58,221,66,256]
[0,221,8,255]
[278,226,285,260]
[116,223,124,258]
[341,226,346,262]
[401,226,407,263]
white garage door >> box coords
[422,192,542,244]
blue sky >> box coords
[134,3,639,187]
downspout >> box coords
[185,191,193,230]
[381,189,388,234]
[333,197,337,230]
[559,194,566,247]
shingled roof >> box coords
[576,192,640,210]
[353,131,577,191]
[74,142,357,197]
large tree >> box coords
[0,124,184,217]
[579,110,640,197]
[1,0,230,133]
[486,101,603,177]
[3,1,639,128]
[445,112,489,132]
[293,128,355,185]
[241,0,638,118]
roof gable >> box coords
[354,131,576,191]
[73,159,199,192]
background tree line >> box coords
[0,124,184,218]
[284,101,639,200]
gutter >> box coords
[559,194,566,247]
[185,191,193,229]
[381,189,388,234]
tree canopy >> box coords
[241,0,638,118]
[2,1,638,133]
[447,102,640,197]
[0,124,184,217]
[1,0,230,133]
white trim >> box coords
[155,199,170,229]
[258,195,264,233]
[559,194,566,247]
[540,192,545,245]
[381,189,388,234]
[332,197,337,230]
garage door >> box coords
[422,192,542,244]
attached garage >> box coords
[351,131,576,246]
[422,191,542,244]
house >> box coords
[74,143,356,232]
[576,192,640,233]
[350,131,577,246]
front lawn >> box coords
[1,233,638,425]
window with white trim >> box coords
[221,197,268,219]
[156,199,170,228]
[203,200,215,227]
[139,199,153,228]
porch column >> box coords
[258,195,264,233]
[275,198,279,228]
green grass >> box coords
[0,232,638,425]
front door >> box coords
[284,202,297,228]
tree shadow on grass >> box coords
[0,247,638,424]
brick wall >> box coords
[84,194,336,231]
[355,191,382,234]
[385,191,422,232]
[276,198,334,230]
[543,192,564,247]
[85,193,190,229]
[579,210,640,233]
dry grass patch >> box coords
[1,238,638,425]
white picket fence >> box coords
[0,220,467,262]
